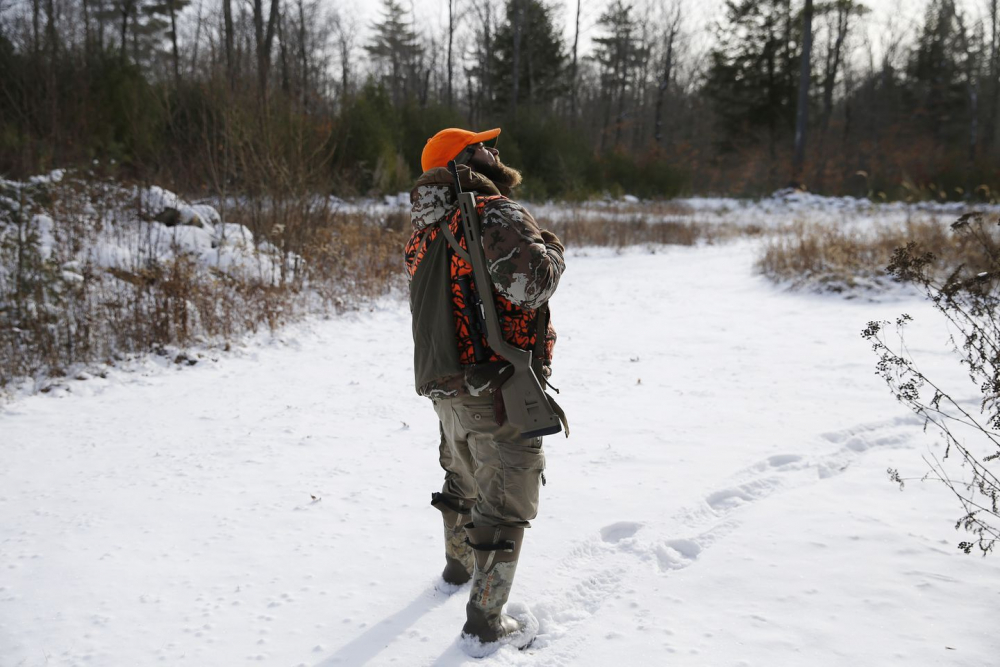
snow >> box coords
[2,241,1000,666]
[528,190,1000,235]
[0,176,292,289]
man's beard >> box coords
[472,157,522,196]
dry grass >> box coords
[542,215,704,247]
[535,207,763,248]
[756,216,1000,292]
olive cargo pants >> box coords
[433,394,546,528]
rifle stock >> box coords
[448,161,563,439]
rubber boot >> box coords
[431,493,474,585]
[461,524,533,650]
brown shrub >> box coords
[540,215,703,248]
[756,216,1000,292]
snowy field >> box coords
[2,240,999,666]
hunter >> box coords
[404,127,566,650]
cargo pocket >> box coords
[497,439,546,524]
[455,402,496,433]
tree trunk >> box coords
[447,0,454,108]
[119,0,132,61]
[169,0,181,87]
[191,0,204,76]
[970,75,979,166]
[297,0,308,110]
[32,0,39,56]
[43,0,57,57]
[821,2,848,133]
[96,0,105,50]
[614,37,627,149]
[277,9,290,96]
[511,0,522,116]
[766,19,778,186]
[815,1,849,191]
[654,10,679,146]
[527,25,535,105]
[466,68,475,124]
[633,21,649,149]
[338,28,350,99]
[82,0,92,58]
[792,0,813,185]
[570,0,580,121]
[483,5,492,109]
[254,0,281,105]
[224,0,235,88]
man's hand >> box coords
[540,229,564,254]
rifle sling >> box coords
[438,217,471,265]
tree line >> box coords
[1,0,999,200]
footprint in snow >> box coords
[600,521,643,543]
[655,538,702,571]
[767,453,803,467]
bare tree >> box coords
[190,0,204,77]
[297,0,308,109]
[792,0,814,185]
[654,0,682,146]
[511,0,523,115]
[570,0,581,121]
[223,0,235,88]
[447,0,455,108]
[332,10,357,102]
[167,0,182,86]
[253,0,281,104]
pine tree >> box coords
[705,0,800,158]
[591,0,649,151]
[490,0,566,112]
[908,0,973,145]
[145,0,191,85]
[364,0,424,106]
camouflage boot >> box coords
[461,524,534,650]
[431,493,474,585]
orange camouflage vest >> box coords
[404,195,554,366]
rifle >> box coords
[448,161,564,439]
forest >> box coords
[2,0,998,201]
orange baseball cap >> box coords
[421,127,501,172]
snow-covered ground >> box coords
[529,189,999,233]
[2,241,998,666]
[335,188,996,234]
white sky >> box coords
[336,0,989,76]
[339,0,987,62]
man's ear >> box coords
[454,145,475,167]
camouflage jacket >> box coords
[405,166,565,398]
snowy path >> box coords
[2,241,999,666]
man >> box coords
[404,127,566,650]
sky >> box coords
[339,0,988,64]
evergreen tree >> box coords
[907,0,973,144]
[364,0,424,106]
[705,0,800,154]
[145,0,191,85]
[591,0,649,151]
[491,0,566,111]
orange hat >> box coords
[421,127,501,172]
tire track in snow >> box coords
[521,412,925,664]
